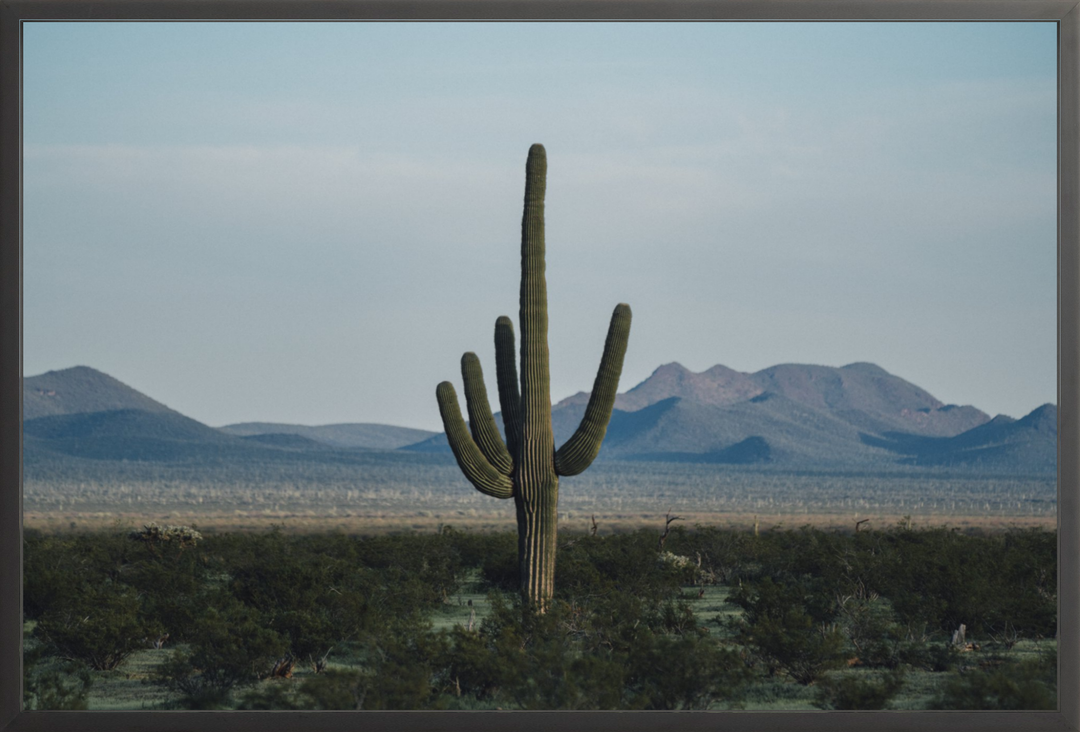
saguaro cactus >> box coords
[436,144,631,608]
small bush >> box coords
[814,669,906,710]
[299,669,375,710]
[727,576,847,684]
[624,629,752,709]
[128,523,202,551]
[23,646,92,710]
[33,583,156,671]
[152,596,287,709]
[237,670,374,710]
[929,650,1056,710]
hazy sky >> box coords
[23,22,1057,431]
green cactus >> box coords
[436,144,632,608]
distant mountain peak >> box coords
[617,361,763,412]
[651,362,691,377]
[1018,403,1057,434]
[53,365,101,375]
[841,362,890,374]
[703,363,745,378]
[24,366,176,421]
[33,365,113,383]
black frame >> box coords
[1,2,1076,731]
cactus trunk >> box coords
[515,144,559,608]
[515,473,558,606]
[436,144,631,609]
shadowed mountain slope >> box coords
[23,409,266,462]
[863,404,1057,472]
[590,391,901,466]
[220,422,436,450]
[21,407,411,465]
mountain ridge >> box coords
[557,360,990,434]
[404,360,1052,472]
[22,364,1055,473]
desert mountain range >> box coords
[23,363,1056,473]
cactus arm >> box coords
[461,352,513,476]
[519,144,556,463]
[436,381,513,499]
[494,316,522,460]
[554,303,632,476]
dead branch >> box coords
[270,654,295,679]
[658,510,684,551]
[309,646,333,674]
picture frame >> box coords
[0,2,1076,731]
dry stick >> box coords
[270,654,295,679]
[310,646,333,674]
[658,510,684,551]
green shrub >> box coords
[357,630,449,710]
[438,587,749,710]
[813,669,906,710]
[624,629,751,709]
[929,650,1057,710]
[128,523,202,551]
[478,537,520,591]
[152,595,287,709]
[23,645,92,710]
[727,576,847,684]
[33,583,157,671]
[23,534,84,621]
[21,525,1059,711]
[235,681,304,710]
[297,669,372,709]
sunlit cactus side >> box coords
[436,144,632,608]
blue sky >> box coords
[22,22,1057,431]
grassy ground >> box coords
[86,649,176,711]
[430,570,493,633]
